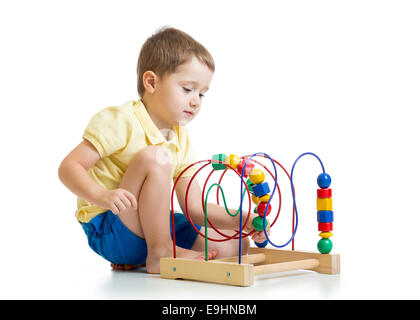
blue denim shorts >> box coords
[82,210,201,265]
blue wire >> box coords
[238,152,277,264]
[237,152,325,264]
[287,152,325,246]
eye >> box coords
[183,87,192,93]
[199,93,205,99]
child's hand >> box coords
[251,223,271,243]
[98,188,137,214]
[244,213,271,243]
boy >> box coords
[58,27,269,274]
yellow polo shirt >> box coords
[76,100,196,223]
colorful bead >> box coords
[226,154,240,169]
[258,194,271,202]
[252,216,268,231]
[316,173,334,252]
[237,159,255,178]
[252,193,271,205]
[317,238,333,254]
[317,173,331,188]
[319,231,333,239]
[252,182,270,197]
[249,168,265,184]
[255,239,268,248]
[246,179,255,194]
[318,222,333,231]
[211,153,226,170]
[317,188,332,198]
[252,194,260,205]
[256,202,271,217]
[317,198,332,211]
[317,210,334,223]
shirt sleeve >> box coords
[174,128,197,178]
[83,106,130,158]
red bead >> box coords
[256,202,271,217]
[317,188,332,198]
[236,159,255,178]
[318,222,333,231]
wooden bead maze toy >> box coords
[160,152,340,286]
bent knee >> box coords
[131,146,172,173]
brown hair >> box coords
[136,27,215,97]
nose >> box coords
[190,94,201,108]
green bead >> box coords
[317,238,333,254]
[212,154,226,170]
[252,216,268,231]
[246,178,255,194]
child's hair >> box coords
[137,26,215,97]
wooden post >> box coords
[160,248,340,286]
[248,247,340,274]
[215,253,266,264]
[160,258,254,286]
[253,258,320,275]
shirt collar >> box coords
[133,100,180,151]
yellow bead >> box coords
[249,168,265,184]
[225,154,241,170]
[252,193,270,205]
[259,194,271,202]
[252,194,260,205]
[317,197,332,211]
[319,231,333,239]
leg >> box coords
[116,146,217,273]
[191,228,250,259]
[118,146,172,240]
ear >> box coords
[143,70,158,94]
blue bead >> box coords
[317,173,331,188]
[255,239,268,248]
[252,182,270,197]
[317,210,334,223]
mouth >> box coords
[183,111,194,116]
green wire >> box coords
[204,183,247,261]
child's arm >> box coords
[58,139,137,214]
[174,176,269,242]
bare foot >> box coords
[110,263,145,271]
[176,246,219,260]
[145,246,219,274]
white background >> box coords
[0,0,419,299]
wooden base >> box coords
[160,247,340,286]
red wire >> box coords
[201,166,252,239]
[170,155,297,258]
[171,161,212,257]
[213,160,282,236]
[242,154,296,250]
[186,161,252,241]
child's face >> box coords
[146,56,213,129]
